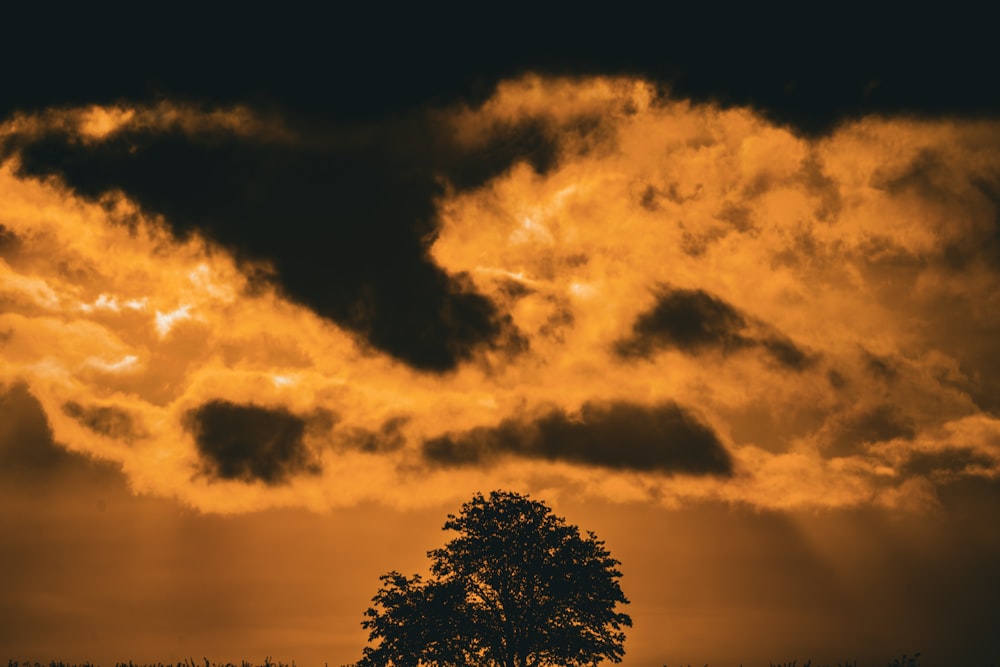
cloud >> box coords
[0,223,21,254]
[822,404,916,457]
[0,382,63,473]
[424,401,732,476]
[0,382,122,485]
[903,447,997,481]
[0,76,998,513]
[61,400,143,442]
[614,285,811,370]
[338,416,410,454]
[871,415,1000,481]
[615,286,747,356]
[0,101,575,372]
[183,400,324,485]
[4,8,996,138]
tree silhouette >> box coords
[356,490,631,667]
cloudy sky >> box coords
[2,10,998,667]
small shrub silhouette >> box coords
[887,653,921,667]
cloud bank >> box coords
[424,401,732,476]
[1,77,998,512]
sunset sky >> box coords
[2,10,998,667]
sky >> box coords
[1,10,999,667]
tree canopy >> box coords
[356,490,631,667]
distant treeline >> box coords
[7,659,296,667]
[7,656,930,667]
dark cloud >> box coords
[679,202,757,256]
[970,175,1000,268]
[2,7,996,136]
[183,400,322,485]
[769,227,826,271]
[496,278,535,300]
[715,201,755,233]
[423,400,732,476]
[5,111,563,372]
[873,148,951,198]
[939,172,1000,272]
[871,150,1000,271]
[0,382,64,473]
[616,287,748,356]
[446,116,563,189]
[0,383,120,482]
[862,349,900,383]
[759,337,812,371]
[639,184,659,211]
[826,368,848,390]
[340,416,409,454]
[62,401,143,442]
[679,226,729,257]
[825,404,916,457]
[0,224,20,256]
[640,182,703,212]
[615,285,811,370]
[537,300,575,342]
[799,151,843,222]
[904,448,997,481]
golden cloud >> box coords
[2,77,998,513]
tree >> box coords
[356,490,631,667]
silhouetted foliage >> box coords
[356,490,632,667]
[886,653,920,667]
[4,661,293,667]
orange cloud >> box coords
[2,77,998,513]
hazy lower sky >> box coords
[1,10,998,667]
